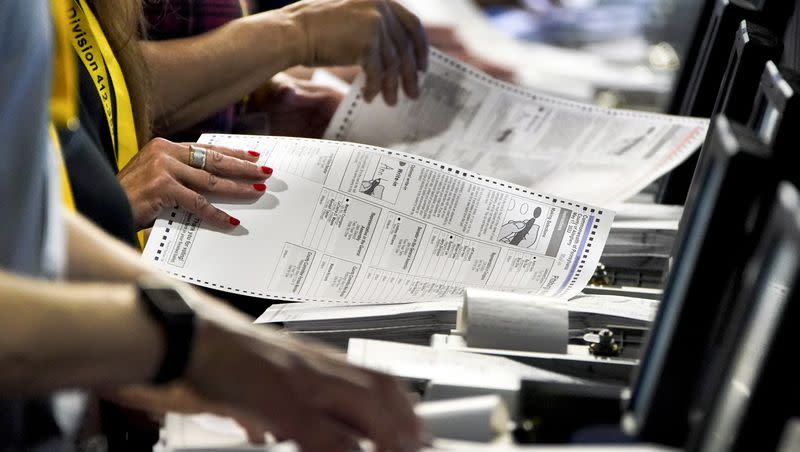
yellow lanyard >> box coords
[239,0,250,16]
[67,0,139,171]
[51,0,78,210]
[51,0,78,130]
[50,124,76,212]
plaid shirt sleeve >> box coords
[144,0,253,39]
[143,0,256,140]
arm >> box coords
[0,271,162,394]
[142,12,304,134]
[4,209,424,450]
[144,0,428,134]
[66,207,155,282]
[0,209,165,392]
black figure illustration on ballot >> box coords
[360,160,407,202]
[361,178,386,200]
[498,206,544,249]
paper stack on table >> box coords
[598,203,683,288]
[568,293,658,330]
[256,288,657,351]
[256,299,462,347]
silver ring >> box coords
[189,145,208,170]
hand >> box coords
[181,297,424,452]
[249,73,343,138]
[118,138,272,230]
[283,0,429,105]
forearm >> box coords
[155,68,271,134]
[66,208,155,282]
[143,10,306,133]
[0,271,162,394]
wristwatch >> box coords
[137,277,196,384]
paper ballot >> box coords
[326,50,709,205]
[255,299,462,347]
[143,135,613,303]
[347,338,581,389]
[568,294,658,323]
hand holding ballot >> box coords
[326,49,708,206]
[143,134,614,303]
[284,0,430,104]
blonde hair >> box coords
[92,0,152,143]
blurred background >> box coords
[260,0,706,111]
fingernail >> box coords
[420,430,434,446]
[229,217,241,226]
[253,183,267,192]
[261,166,273,175]
[248,150,260,157]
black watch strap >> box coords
[137,278,196,384]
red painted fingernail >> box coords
[253,183,267,192]
[248,151,260,157]
[229,217,241,226]
[261,166,273,175]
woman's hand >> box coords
[118,138,272,230]
[282,0,429,105]
[248,73,343,138]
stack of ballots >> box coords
[598,203,683,288]
[257,290,658,350]
[255,300,462,348]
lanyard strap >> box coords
[51,0,77,210]
[239,0,250,16]
[50,124,76,212]
[50,0,78,128]
[67,0,139,171]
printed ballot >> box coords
[326,50,709,205]
[143,135,613,304]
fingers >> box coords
[312,368,422,452]
[378,21,401,106]
[377,372,423,448]
[171,162,267,201]
[182,143,262,163]
[177,145,272,181]
[362,1,428,104]
[364,373,422,452]
[171,182,240,230]
[362,39,385,103]
[289,415,359,452]
[379,2,420,100]
[387,1,429,72]
[398,44,421,99]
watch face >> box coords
[151,289,195,316]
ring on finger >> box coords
[189,145,208,170]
